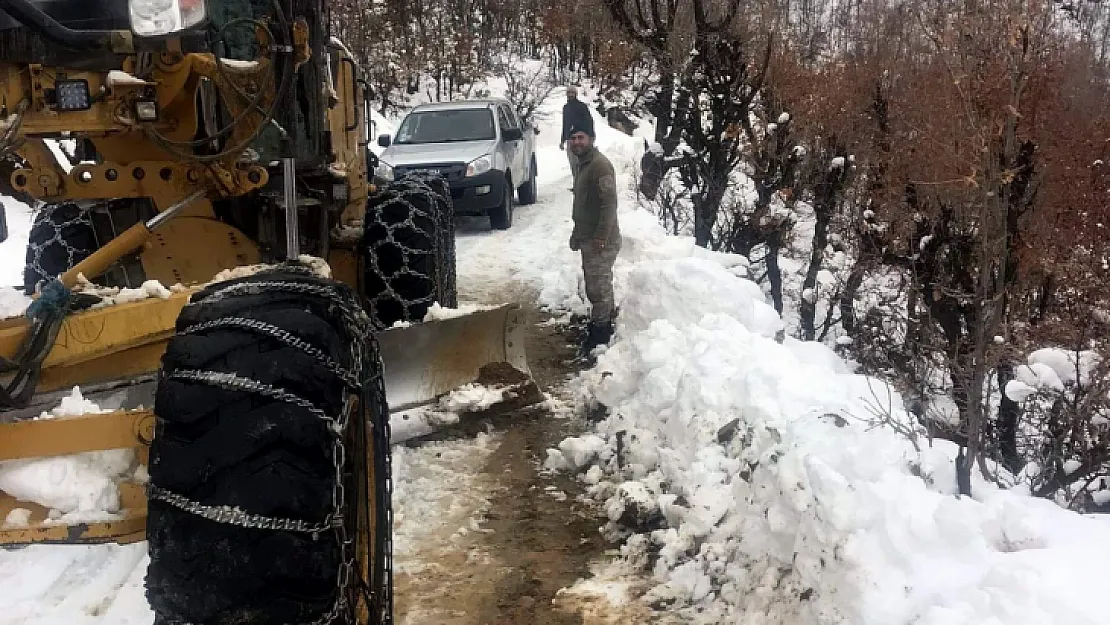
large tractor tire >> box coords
[361,175,457,329]
[145,264,393,625]
[398,171,456,307]
[23,201,98,294]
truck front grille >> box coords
[393,164,467,183]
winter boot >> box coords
[577,320,614,361]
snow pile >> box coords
[2,508,31,529]
[1007,346,1101,401]
[0,388,138,522]
[74,276,177,309]
[539,130,1110,623]
[439,383,507,413]
[208,254,333,283]
[389,382,511,443]
[543,434,607,473]
[422,301,500,321]
[37,386,105,419]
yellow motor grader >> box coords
[0,0,535,622]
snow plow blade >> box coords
[378,303,538,414]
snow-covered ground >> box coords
[5,74,1109,625]
[523,98,1110,623]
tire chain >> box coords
[23,201,98,294]
[396,172,456,308]
[362,175,453,329]
[149,262,393,625]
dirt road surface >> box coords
[391,303,675,625]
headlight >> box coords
[375,162,394,181]
[129,0,207,37]
[466,156,492,177]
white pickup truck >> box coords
[374,98,539,229]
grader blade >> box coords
[378,303,539,414]
[0,298,540,547]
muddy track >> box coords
[464,312,602,624]
[391,305,663,624]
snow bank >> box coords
[535,113,1110,624]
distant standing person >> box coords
[567,127,620,358]
[559,86,593,185]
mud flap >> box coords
[377,303,537,414]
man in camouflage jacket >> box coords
[567,126,620,358]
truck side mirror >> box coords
[502,127,523,142]
[378,134,391,148]
[0,200,7,244]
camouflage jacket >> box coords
[571,147,620,245]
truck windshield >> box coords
[394,109,495,144]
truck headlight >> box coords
[129,0,207,37]
[375,162,394,181]
[466,155,492,177]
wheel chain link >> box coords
[148,483,340,534]
[395,172,456,308]
[179,317,359,389]
[24,202,98,294]
[150,263,391,625]
[362,175,452,328]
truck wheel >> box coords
[489,176,514,230]
[362,176,457,328]
[23,201,98,294]
[145,264,393,625]
[517,156,537,205]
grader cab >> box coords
[0,0,535,623]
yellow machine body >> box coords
[0,0,535,560]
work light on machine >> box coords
[54,79,91,111]
[129,0,207,37]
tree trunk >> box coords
[839,262,866,335]
[800,207,832,340]
[996,364,1023,473]
[766,234,785,314]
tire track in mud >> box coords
[391,304,668,624]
